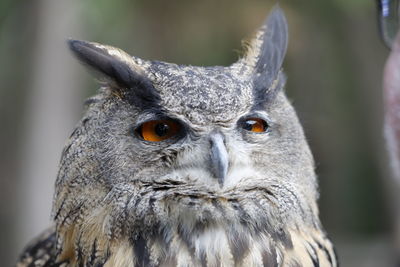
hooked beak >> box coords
[209,132,229,187]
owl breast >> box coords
[58,179,335,267]
[103,219,336,267]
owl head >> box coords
[52,7,323,264]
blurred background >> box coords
[0,0,397,266]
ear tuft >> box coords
[68,39,160,109]
[240,6,288,105]
[243,6,288,75]
[68,39,140,88]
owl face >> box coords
[71,61,310,190]
[53,8,321,261]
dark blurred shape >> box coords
[376,0,399,48]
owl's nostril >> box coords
[209,132,229,187]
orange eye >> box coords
[242,118,268,132]
[137,119,180,142]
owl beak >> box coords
[209,132,229,187]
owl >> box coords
[17,7,337,267]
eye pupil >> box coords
[154,123,170,137]
[243,120,256,131]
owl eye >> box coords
[137,119,181,142]
[241,118,268,133]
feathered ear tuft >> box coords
[244,6,288,75]
[68,39,160,109]
[68,39,146,88]
[241,6,288,104]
